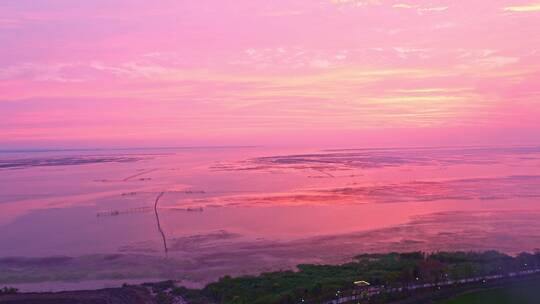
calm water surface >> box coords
[1,146,540,290]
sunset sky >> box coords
[1,0,539,148]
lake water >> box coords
[1,146,540,291]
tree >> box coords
[1,287,18,295]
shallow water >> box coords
[1,146,540,290]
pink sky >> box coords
[1,0,539,148]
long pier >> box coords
[154,192,168,257]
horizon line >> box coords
[0,145,262,154]
[1,143,539,154]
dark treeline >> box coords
[146,250,540,304]
[0,287,18,295]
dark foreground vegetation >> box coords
[167,250,540,304]
[440,277,540,304]
[0,285,154,304]
[2,250,540,304]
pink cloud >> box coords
[1,0,539,147]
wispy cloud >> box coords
[392,3,414,9]
[1,0,540,145]
[418,6,448,12]
[391,3,448,13]
[330,0,382,6]
[477,56,519,67]
[504,3,540,12]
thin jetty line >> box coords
[154,191,168,257]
